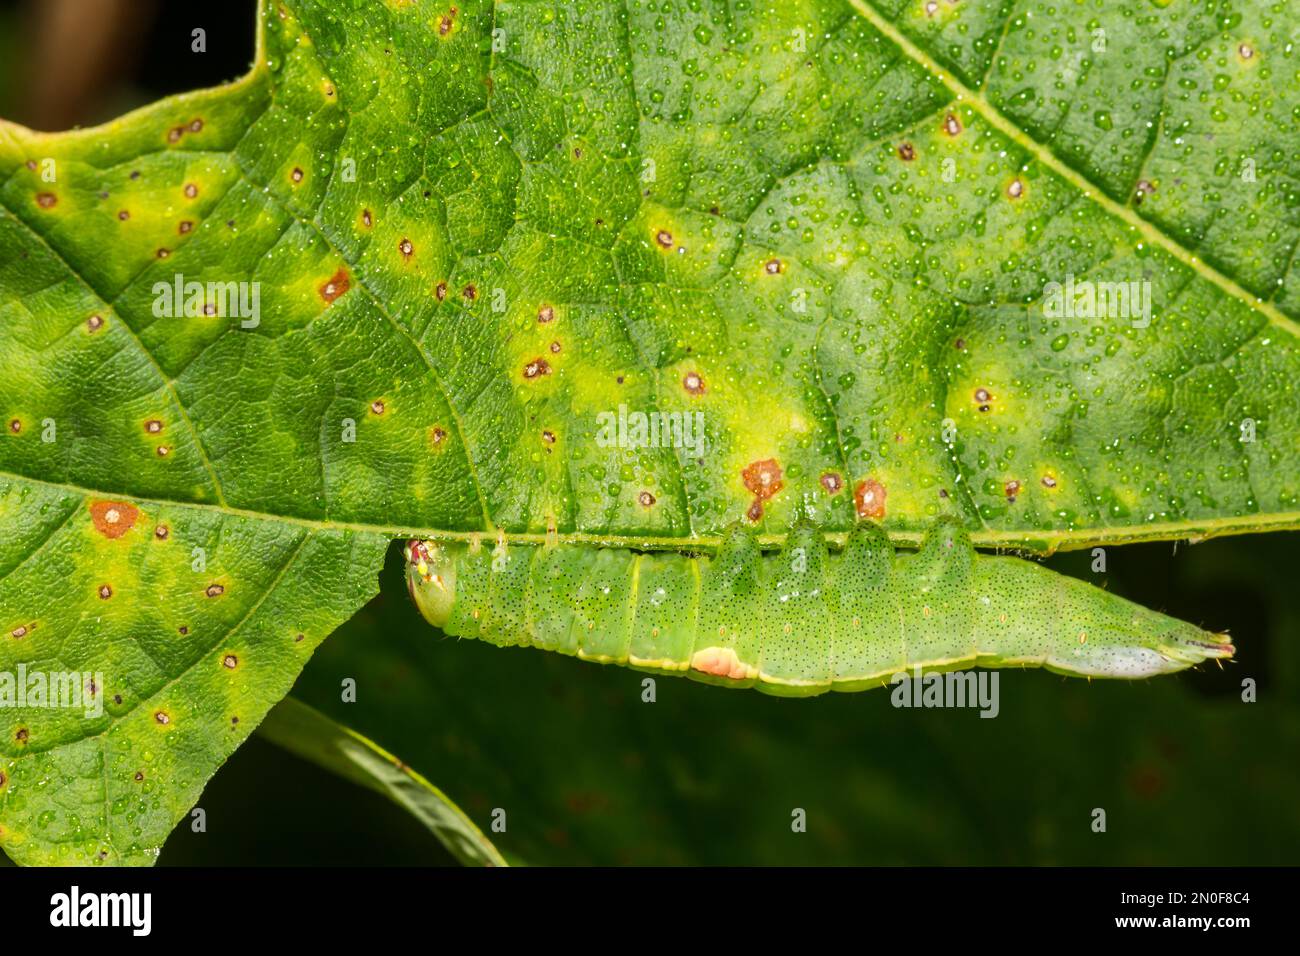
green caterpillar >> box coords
[404,519,1232,696]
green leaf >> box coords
[1,0,1297,863]
[257,696,506,867]
[0,479,385,864]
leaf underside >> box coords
[0,0,1297,863]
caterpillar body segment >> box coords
[404,520,1233,697]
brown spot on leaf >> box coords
[1134,180,1156,204]
[1007,178,1025,199]
[743,459,783,499]
[1041,475,1058,489]
[117,210,130,221]
[742,459,784,521]
[134,771,144,782]
[398,238,414,259]
[178,220,193,235]
[222,654,238,669]
[10,624,31,639]
[189,118,203,133]
[542,429,556,444]
[87,314,104,332]
[430,426,447,447]
[98,584,113,600]
[320,268,351,303]
[370,399,386,415]
[854,478,887,519]
[1004,479,1021,503]
[15,728,29,743]
[361,208,373,229]
[538,304,555,323]
[438,6,458,35]
[549,340,561,354]
[682,371,705,395]
[8,419,20,434]
[638,491,656,507]
[144,419,163,434]
[462,284,477,301]
[290,167,304,183]
[154,711,170,725]
[205,584,225,598]
[523,358,552,379]
[943,112,963,136]
[820,472,843,495]
[156,445,171,457]
[655,229,674,249]
[156,248,171,259]
[155,524,169,540]
[184,183,199,199]
[90,500,139,539]
[435,281,448,301]
[36,192,57,209]
[178,625,189,635]
[897,142,916,161]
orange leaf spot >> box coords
[90,501,139,539]
[854,479,887,519]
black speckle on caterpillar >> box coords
[404,519,1233,697]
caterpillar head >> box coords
[1123,605,1234,676]
[1052,612,1234,678]
[405,539,456,628]
[1156,623,1235,670]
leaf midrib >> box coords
[846,0,1300,341]
[8,469,1298,555]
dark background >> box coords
[0,0,1296,866]
[0,0,258,132]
